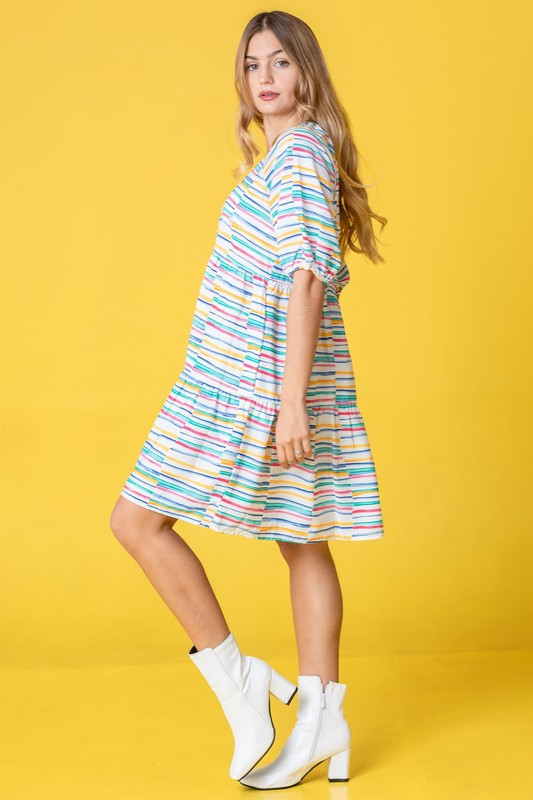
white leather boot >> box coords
[187,632,298,781]
[239,674,351,788]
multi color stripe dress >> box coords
[120,120,385,543]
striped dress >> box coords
[120,120,385,543]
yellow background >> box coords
[2,0,532,672]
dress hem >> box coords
[120,487,384,544]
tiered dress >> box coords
[120,121,385,543]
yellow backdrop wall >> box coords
[1,1,531,668]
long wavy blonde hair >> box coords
[233,10,387,265]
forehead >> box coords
[245,30,284,58]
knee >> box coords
[109,497,135,548]
[109,495,170,553]
[276,540,307,564]
[276,540,330,564]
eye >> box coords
[245,59,290,71]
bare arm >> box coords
[275,268,325,468]
[267,130,341,469]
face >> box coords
[244,29,300,124]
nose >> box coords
[258,66,274,83]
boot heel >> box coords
[269,668,298,705]
[327,747,351,782]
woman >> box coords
[110,10,387,790]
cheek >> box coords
[246,72,257,94]
[286,70,300,96]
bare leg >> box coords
[277,541,342,690]
[110,495,230,650]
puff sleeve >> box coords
[266,131,343,287]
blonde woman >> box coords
[110,9,386,789]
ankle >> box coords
[299,673,339,692]
[190,628,232,653]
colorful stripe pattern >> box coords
[121,121,384,542]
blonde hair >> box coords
[233,10,387,265]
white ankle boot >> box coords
[187,632,298,780]
[239,674,351,788]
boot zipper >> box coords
[308,690,327,761]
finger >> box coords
[284,443,298,466]
[294,439,312,460]
[276,443,289,469]
[293,442,306,461]
[279,442,299,468]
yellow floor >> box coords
[2,648,531,798]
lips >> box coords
[259,92,279,99]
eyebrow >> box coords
[244,49,285,60]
